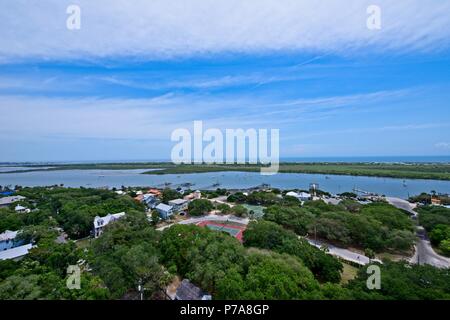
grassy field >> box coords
[340,262,359,285]
[2,162,450,180]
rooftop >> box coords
[169,198,188,205]
[156,203,173,212]
[175,279,211,300]
[0,195,26,206]
[93,212,126,228]
[0,230,18,241]
[0,243,33,260]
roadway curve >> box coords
[410,226,450,268]
[386,197,450,269]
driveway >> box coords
[306,238,382,266]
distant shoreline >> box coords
[1,161,450,181]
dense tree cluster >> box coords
[160,224,325,299]
[188,199,214,216]
[162,188,180,203]
[243,221,343,283]
[0,233,109,299]
[263,201,415,252]
[0,187,145,239]
[347,261,450,299]
[90,211,170,298]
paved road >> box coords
[307,238,381,266]
[410,226,450,268]
[156,214,249,231]
[386,197,450,269]
[385,197,417,216]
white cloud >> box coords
[435,142,450,150]
[0,0,449,62]
[0,89,417,141]
[297,123,450,139]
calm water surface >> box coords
[1,169,449,199]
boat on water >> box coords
[181,182,194,187]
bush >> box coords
[188,199,214,216]
[231,205,248,217]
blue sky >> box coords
[0,1,450,162]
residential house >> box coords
[148,189,162,197]
[93,212,126,238]
[156,203,174,220]
[169,199,189,213]
[143,193,160,209]
[0,230,20,251]
[0,195,26,208]
[175,279,212,300]
[431,197,442,206]
[15,205,30,213]
[184,190,202,201]
[286,191,311,202]
[298,192,311,201]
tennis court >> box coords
[197,221,246,242]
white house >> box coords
[169,199,189,213]
[285,191,311,202]
[0,230,19,251]
[15,205,30,213]
[93,212,126,238]
[156,203,174,220]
